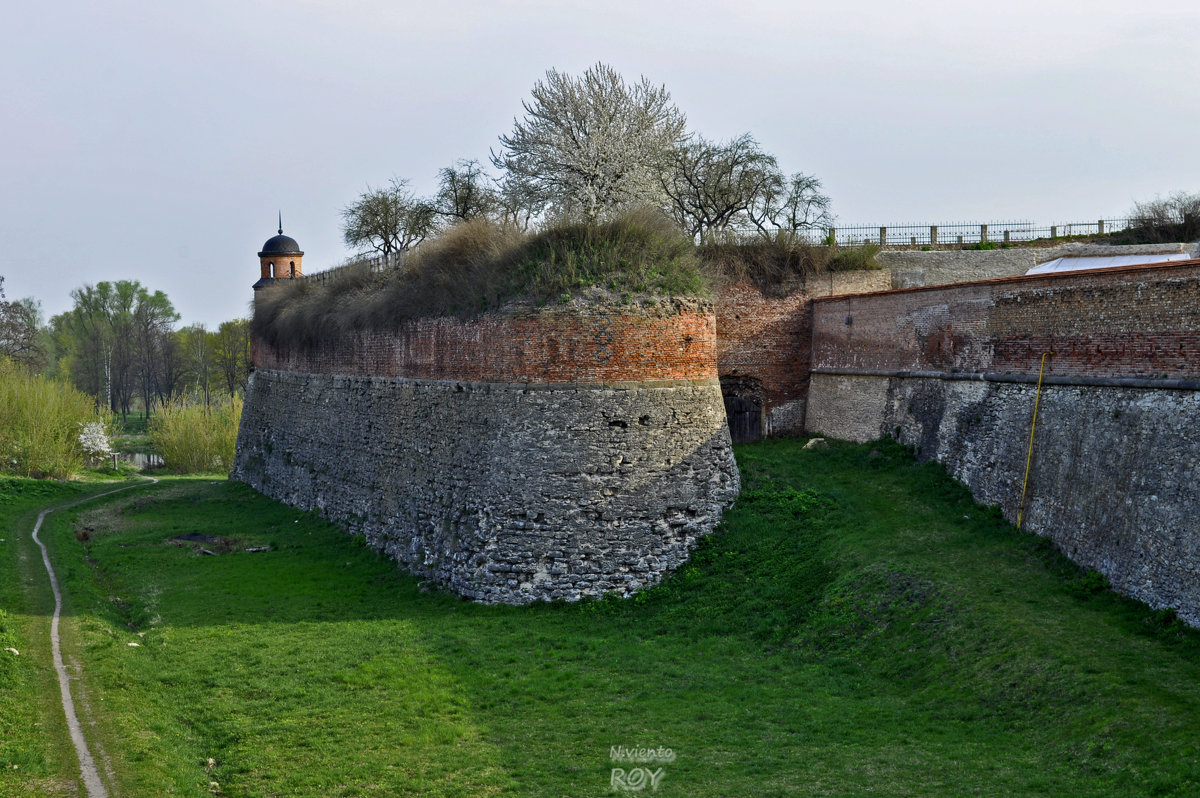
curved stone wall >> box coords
[234,302,740,603]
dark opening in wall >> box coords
[721,375,764,443]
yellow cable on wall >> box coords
[1017,352,1053,530]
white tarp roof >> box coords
[1026,253,1191,275]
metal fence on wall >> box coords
[828,218,1132,247]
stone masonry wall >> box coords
[235,302,740,604]
[879,242,1197,289]
[805,261,1200,625]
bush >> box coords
[150,396,242,474]
[829,244,882,272]
[0,358,103,478]
[700,232,881,295]
[253,210,705,349]
[1126,192,1200,243]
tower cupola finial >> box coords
[278,210,283,235]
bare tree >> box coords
[1129,191,1200,243]
[433,159,498,224]
[341,178,437,256]
[0,277,45,368]
[759,171,833,236]
[492,62,687,223]
[661,134,782,241]
[661,134,833,242]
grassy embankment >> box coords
[4,438,1200,796]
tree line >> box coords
[0,275,250,419]
[340,62,835,258]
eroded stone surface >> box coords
[233,371,740,603]
[808,372,1200,627]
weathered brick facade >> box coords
[253,300,715,384]
[713,270,890,438]
[811,260,1200,380]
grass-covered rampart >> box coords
[252,212,881,349]
[6,438,1199,796]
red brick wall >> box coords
[811,261,1200,380]
[714,270,892,431]
[253,302,717,384]
[715,282,813,414]
[260,255,303,280]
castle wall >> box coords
[713,270,890,436]
[805,260,1200,624]
[254,301,716,383]
[234,303,740,603]
[879,242,1197,289]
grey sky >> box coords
[2,0,1197,328]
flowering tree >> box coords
[77,421,112,465]
[492,63,687,223]
[0,276,44,368]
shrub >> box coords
[1126,192,1200,243]
[700,232,881,295]
[828,244,882,272]
[150,396,242,474]
[0,358,103,478]
[253,210,705,349]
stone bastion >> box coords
[233,297,741,603]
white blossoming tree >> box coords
[492,63,687,223]
[78,421,112,466]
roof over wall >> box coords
[1027,253,1192,275]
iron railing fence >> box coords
[304,251,406,285]
[301,218,1136,280]
[828,218,1132,247]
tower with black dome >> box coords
[255,215,304,296]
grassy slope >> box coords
[6,439,1200,796]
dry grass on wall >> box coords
[700,234,882,296]
[252,210,705,349]
[253,212,884,348]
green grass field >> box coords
[3,438,1200,796]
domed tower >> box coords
[254,215,304,296]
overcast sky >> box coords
[2,0,1197,328]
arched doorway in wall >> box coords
[720,375,764,443]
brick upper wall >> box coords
[811,260,1200,380]
[253,302,718,384]
[714,271,892,414]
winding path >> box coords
[29,478,156,798]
